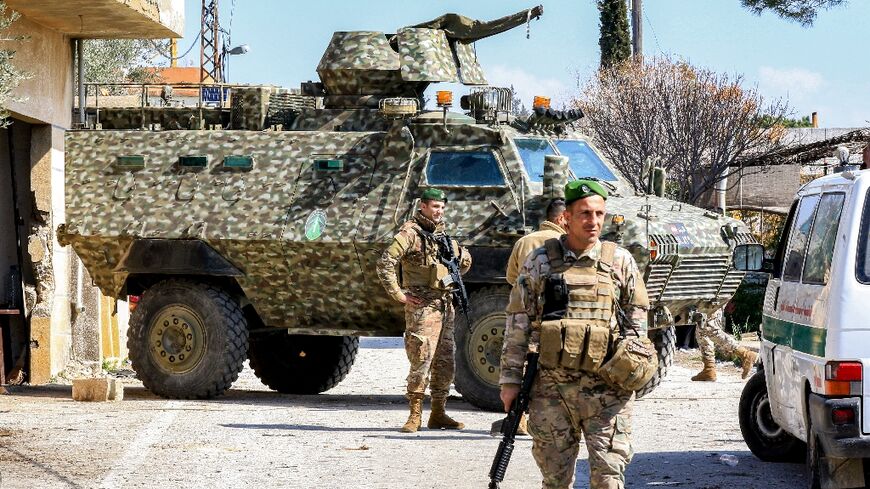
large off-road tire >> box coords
[739,370,804,462]
[128,279,248,399]
[248,333,358,394]
[635,325,676,398]
[455,286,510,412]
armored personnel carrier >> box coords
[59,6,755,409]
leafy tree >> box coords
[598,0,631,69]
[0,1,28,127]
[741,0,846,26]
[509,84,530,118]
[756,114,814,128]
[79,39,169,94]
[576,58,789,205]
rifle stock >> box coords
[488,351,539,488]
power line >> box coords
[643,10,663,54]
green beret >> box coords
[564,179,608,204]
[421,187,447,202]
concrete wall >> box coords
[6,16,73,129]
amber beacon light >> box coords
[436,90,454,107]
[533,96,551,109]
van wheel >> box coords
[455,286,509,412]
[635,325,676,398]
[739,371,805,462]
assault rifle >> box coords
[435,234,471,326]
[488,351,539,489]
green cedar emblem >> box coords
[304,209,327,241]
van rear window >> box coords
[857,191,870,284]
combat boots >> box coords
[691,359,717,382]
[427,397,465,430]
[737,347,759,379]
[401,395,423,433]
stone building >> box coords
[0,0,183,384]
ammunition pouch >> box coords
[598,335,658,392]
[539,319,611,372]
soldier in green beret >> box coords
[500,179,650,488]
[377,187,472,433]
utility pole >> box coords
[200,0,221,82]
[631,0,643,61]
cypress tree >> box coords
[598,0,631,69]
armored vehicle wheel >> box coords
[635,325,676,398]
[248,333,358,394]
[455,286,509,412]
[739,371,804,462]
[127,279,248,399]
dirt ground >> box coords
[0,338,805,489]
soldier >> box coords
[492,198,568,436]
[500,179,649,489]
[690,310,758,381]
[377,188,472,433]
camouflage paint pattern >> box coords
[694,309,741,362]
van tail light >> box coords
[825,361,863,396]
[832,407,856,425]
[649,241,658,261]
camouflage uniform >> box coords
[377,210,472,400]
[692,309,757,381]
[501,237,648,489]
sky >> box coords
[169,0,870,128]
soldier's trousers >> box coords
[695,309,740,363]
[403,296,455,399]
[527,369,634,489]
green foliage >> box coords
[598,0,631,69]
[0,1,28,127]
[725,282,766,334]
[741,0,847,26]
[80,39,168,92]
[756,113,814,129]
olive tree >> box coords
[575,58,790,205]
[0,1,28,126]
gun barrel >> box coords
[412,5,543,43]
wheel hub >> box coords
[148,305,207,374]
[754,395,784,439]
[465,312,505,387]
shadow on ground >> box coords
[564,450,804,489]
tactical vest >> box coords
[399,226,452,291]
[538,239,618,372]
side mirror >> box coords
[732,243,765,272]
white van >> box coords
[735,166,870,489]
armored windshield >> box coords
[554,140,618,182]
[427,151,505,186]
[514,138,555,182]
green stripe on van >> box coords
[761,315,826,357]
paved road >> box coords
[0,338,805,488]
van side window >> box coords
[771,200,798,278]
[782,194,821,282]
[802,193,845,285]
